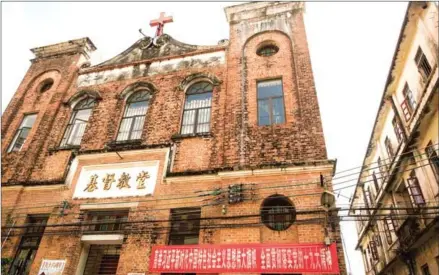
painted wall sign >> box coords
[149,243,339,274]
[73,161,159,199]
[38,259,66,275]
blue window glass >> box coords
[257,79,285,126]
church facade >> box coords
[1,2,346,275]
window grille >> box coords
[8,215,48,275]
[401,84,416,121]
[8,114,37,152]
[392,117,404,143]
[378,157,388,180]
[372,172,380,194]
[83,211,128,233]
[261,195,296,231]
[257,79,285,126]
[180,82,212,135]
[385,136,395,160]
[61,98,96,146]
[83,245,121,275]
[369,240,379,261]
[415,47,432,80]
[383,216,394,245]
[425,141,439,183]
[116,91,150,141]
[168,208,201,245]
[256,44,279,57]
[405,170,426,207]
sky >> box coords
[1,2,408,275]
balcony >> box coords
[396,216,422,252]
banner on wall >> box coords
[149,243,339,274]
[38,259,66,275]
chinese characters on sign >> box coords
[83,171,149,192]
[38,259,66,275]
[73,161,159,199]
[149,243,339,274]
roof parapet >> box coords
[30,37,96,59]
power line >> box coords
[3,144,437,212]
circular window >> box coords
[261,194,296,231]
[39,79,54,93]
[257,44,279,57]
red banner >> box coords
[149,243,339,274]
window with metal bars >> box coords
[421,263,431,275]
[401,83,416,121]
[369,240,379,261]
[405,170,426,207]
[385,136,395,160]
[180,82,212,135]
[392,117,404,143]
[8,215,48,275]
[61,98,96,147]
[257,79,285,126]
[378,157,388,180]
[168,208,201,245]
[425,141,439,184]
[364,187,374,208]
[83,245,121,275]
[372,172,380,194]
[415,47,432,80]
[383,216,394,245]
[260,195,296,231]
[116,91,150,141]
[83,211,129,233]
[7,113,37,153]
[256,44,279,57]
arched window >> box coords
[181,82,212,134]
[61,98,96,146]
[261,194,296,231]
[116,91,150,141]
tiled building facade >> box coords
[349,2,439,275]
[1,2,346,275]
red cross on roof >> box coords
[150,12,173,37]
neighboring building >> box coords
[349,2,438,275]
[1,2,346,275]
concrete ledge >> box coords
[80,202,139,210]
[81,234,124,245]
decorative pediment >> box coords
[94,34,226,68]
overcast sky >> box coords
[1,2,408,274]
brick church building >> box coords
[2,2,346,275]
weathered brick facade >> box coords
[1,2,346,275]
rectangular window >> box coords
[8,114,37,152]
[180,83,212,135]
[9,215,48,275]
[405,170,425,207]
[83,211,129,233]
[369,240,379,261]
[421,264,431,275]
[83,245,121,275]
[168,208,201,245]
[392,117,404,143]
[385,136,395,160]
[378,157,388,180]
[383,216,394,245]
[257,79,285,126]
[415,47,432,80]
[372,172,380,193]
[401,84,416,121]
[425,141,439,184]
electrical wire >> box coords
[3,144,437,212]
